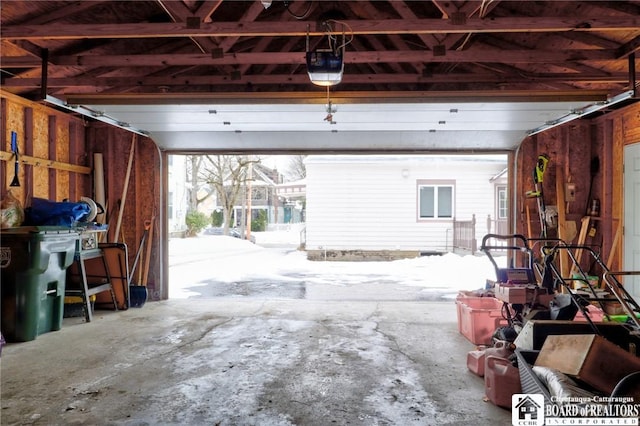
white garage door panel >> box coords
[150,130,526,152]
[83,99,603,152]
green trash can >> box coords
[0,227,79,342]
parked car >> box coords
[203,227,256,243]
[203,227,223,235]
[229,228,256,244]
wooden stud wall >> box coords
[1,90,162,301]
[516,101,640,272]
[604,103,640,270]
[86,125,162,301]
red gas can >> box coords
[484,355,522,408]
[483,340,515,366]
[467,350,486,377]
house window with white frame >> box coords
[418,182,454,219]
[497,186,508,219]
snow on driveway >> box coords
[168,228,505,300]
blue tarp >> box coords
[24,198,91,227]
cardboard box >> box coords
[494,283,530,304]
[604,301,625,315]
[535,334,640,394]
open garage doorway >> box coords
[166,153,509,302]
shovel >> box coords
[128,220,150,308]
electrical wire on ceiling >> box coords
[285,1,314,19]
[323,19,354,55]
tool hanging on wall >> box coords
[585,156,600,237]
[525,154,550,238]
[585,157,600,215]
[9,131,20,187]
[588,198,599,237]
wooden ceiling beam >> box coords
[194,0,224,23]
[61,90,612,106]
[156,0,222,54]
[3,17,639,40]
[0,56,41,67]
[617,35,640,58]
[346,2,420,74]
[4,72,630,88]
[4,49,614,68]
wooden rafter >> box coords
[3,17,639,40]
[1,1,638,98]
[0,49,622,68]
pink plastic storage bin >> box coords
[456,296,508,345]
[455,291,487,334]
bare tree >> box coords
[200,155,260,235]
[287,155,307,181]
[186,155,216,212]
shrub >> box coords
[251,210,267,232]
[211,210,223,227]
[185,210,209,237]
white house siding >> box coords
[305,155,507,254]
[167,155,189,235]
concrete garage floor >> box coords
[0,298,512,425]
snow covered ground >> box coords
[168,225,506,300]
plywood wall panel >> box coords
[48,116,58,199]
[0,90,89,214]
[32,107,51,201]
[5,103,22,140]
[57,117,70,199]
[23,107,34,196]
[32,108,48,159]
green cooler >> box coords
[0,227,79,342]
